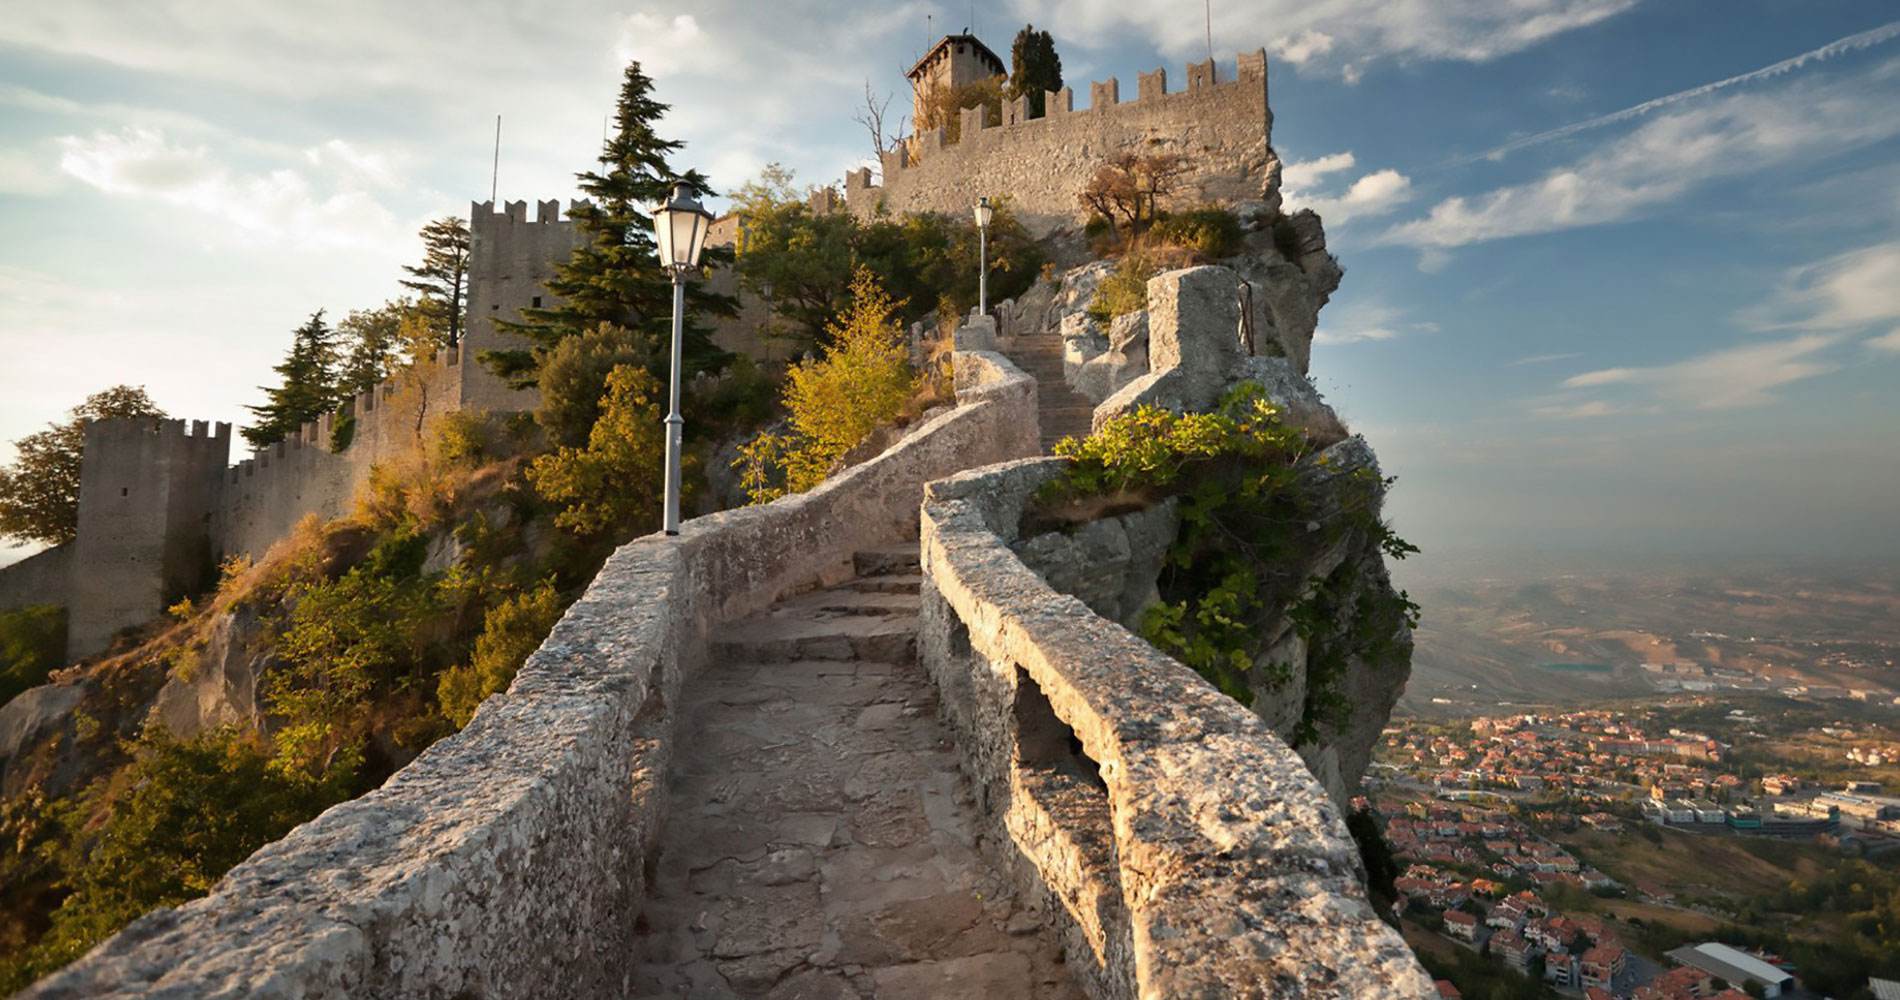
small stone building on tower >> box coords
[907,33,1005,133]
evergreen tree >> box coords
[244,311,340,450]
[1008,25,1063,118]
[398,217,469,349]
[486,60,736,390]
[0,386,165,544]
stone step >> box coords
[711,611,917,664]
[845,573,923,595]
[776,589,921,617]
[853,546,921,577]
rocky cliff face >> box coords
[1000,230,1410,808]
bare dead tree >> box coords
[852,81,895,170]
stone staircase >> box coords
[997,334,1096,452]
[630,547,1083,999]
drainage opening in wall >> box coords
[1013,666,1104,792]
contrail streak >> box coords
[1455,19,1900,165]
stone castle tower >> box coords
[462,199,587,412]
[906,33,1006,133]
[66,420,230,656]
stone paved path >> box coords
[630,548,1085,999]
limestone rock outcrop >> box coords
[1012,264,1412,807]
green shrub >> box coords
[1150,207,1245,260]
[534,322,650,447]
[437,579,566,728]
[1037,383,1417,717]
[1086,253,1160,324]
[0,728,348,990]
[0,604,65,706]
[733,270,916,503]
[328,411,356,451]
[526,365,669,538]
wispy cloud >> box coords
[1460,19,1900,163]
[1740,240,1900,332]
[1314,302,1435,346]
[1381,61,1900,249]
[1870,329,1900,353]
[1560,333,1840,410]
[1015,0,1640,76]
[1507,352,1583,367]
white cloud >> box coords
[614,13,712,79]
[57,127,405,249]
[0,145,66,195]
[1869,329,1900,353]
[1019,0,1638,72]
[1467,19,1900,163]
[1532,400,1624,419]
[1274,29,1334,65]
[1382,63,1900,249]
[1507,352,1583,367]
[1314,301,1432,346]
[1559,333,1840,410]
[1281,152,1355,190]
[1742,241,1900,332]
[1284,163,1413,224]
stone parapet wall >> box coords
[917,457,1434,999]
[847,51,1275,235]
[23,350,1039,999]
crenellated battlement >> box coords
[470,198,579,230]
[847,50,1276,235]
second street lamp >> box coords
[650,180,714,537]
[973,196,993,316]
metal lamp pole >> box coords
[651,181,713,537]
[663,270,685,534]
[974,196,993,316]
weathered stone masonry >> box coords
[21,349,1041,1000]
[847,51,1277,236]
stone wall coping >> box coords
[919,457,1434,998]
[23,351,1039,1000]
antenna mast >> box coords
[490,114,501,203]
[1206,1,1213,61]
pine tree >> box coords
[0,386,166,544]
[487,60,736,390]
[244,311,340,450]
[399,217,469,349]
[1008,25,1063,118]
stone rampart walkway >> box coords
[630,548,1085,999]
[998,333,1095,451]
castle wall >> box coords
[850,51,1275,236]
[68,419,230,658]
[0,545,74,617]
[214,350,463,561]
[462,199,587,413]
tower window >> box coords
[532,295,542,308]
[121,488,129,497]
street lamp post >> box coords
[651,180,714,537]
[973,196,993,316]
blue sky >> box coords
[1,1,1897,570]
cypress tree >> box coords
[485,60,736,389]
[1008,25,1063,118]
[244,311,340,450]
